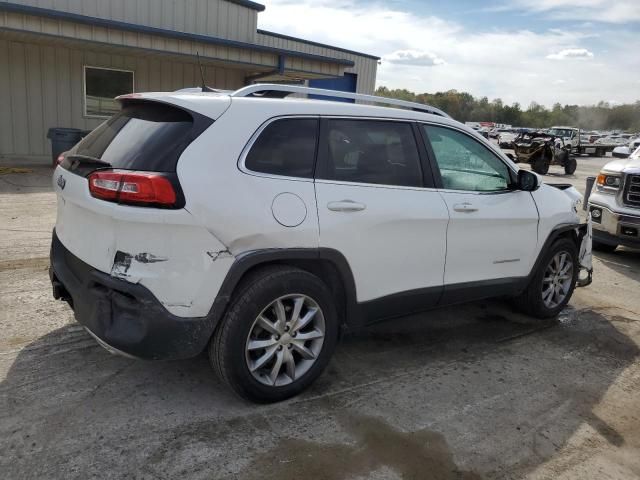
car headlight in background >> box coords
[596,173,621,191]
[590,206,602,223]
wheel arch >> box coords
[528,223,582,281]
[207,248,359,335]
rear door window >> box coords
[244,118,319,179]
[68,101,212,173]
[319,119,423,188]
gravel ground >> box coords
[1,156,639,480]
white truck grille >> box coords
[624,174,640,207]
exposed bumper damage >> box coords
[49,230,216,360]
[577,215,593,288]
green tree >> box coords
[374,86,640,131]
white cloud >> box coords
[497,0,640,24]
[546,48,594,60]
[259,0,640,107]
[385,50,445,67]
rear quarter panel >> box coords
[53,166,234,318]
[178,100,321,255]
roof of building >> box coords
[228,0,266,12]
[0,2,367,67]
[257,29,380,61]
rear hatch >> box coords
[53,96,231,315]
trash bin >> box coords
[47,128,85,166]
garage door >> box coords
[308,73,357,103]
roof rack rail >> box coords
[231,84,451,118]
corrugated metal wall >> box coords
[0,0,259,42]
[0,1,378,160]
[0,38,246,159]
[256,32,378,96]
[0,8,282,74]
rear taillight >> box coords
[88,170,177,207]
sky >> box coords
[258,0,640,107]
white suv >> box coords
[50,84,593,402]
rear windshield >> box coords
[71,101,212,172]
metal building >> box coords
[0,0,379,163]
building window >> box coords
[84,66,134,118]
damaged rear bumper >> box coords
[49,230,216,360]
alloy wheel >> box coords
[245,294,325,387]
[542,251,574,308]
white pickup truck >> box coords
[550,126,621,158]
[586,145,640,251]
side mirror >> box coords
[517,169,539,191]
[612,146,631,158]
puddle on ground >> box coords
[239,414,481,480]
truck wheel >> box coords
[209,266,339,403]
[515,238,578,319]
[592,240,617,253]
[564,157,577,175]
[532,157,549,175]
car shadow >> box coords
[1,301,638,479]
[594,247,640,283]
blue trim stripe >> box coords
[257,29,380,60]
[0,2,355,67]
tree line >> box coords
[375,86,640,132]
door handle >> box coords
[327,200,366,212]
[453,202,478,213]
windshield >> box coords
[549,128,575,138]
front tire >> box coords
[532,156,550,175]
[515,238,578,318]
[564,156,577,175]
[209,266,338,403]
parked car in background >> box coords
[586,145,640,252]
[498,129,517,148]
[49,84,593,402]
[611,137,640,158]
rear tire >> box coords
[515,238,578,319]
[564,156,577,175]
[209,266,338,403]
[592,240,617,253]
